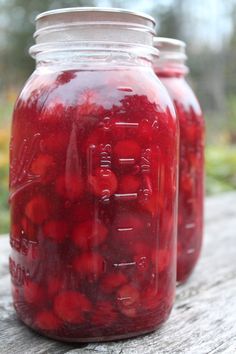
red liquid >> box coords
[10,68,178,341]
[155,69,204,283]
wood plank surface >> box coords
[0,192,236,354]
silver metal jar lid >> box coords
[34,7,156,45]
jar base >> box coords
[41,327,158,343]
[17,314,163,343]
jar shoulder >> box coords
[14,67,176,119]
[158,76,203,116]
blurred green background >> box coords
[0,0,236,234]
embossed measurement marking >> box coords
[113,261,136,268]
[114,122,139,128]
[185,223,196,229]
[117,86,133,92]
[114,193,138,201]
[186,248,196,254]
[100,144,112,169]
[118,158,136,165]
[117,227,133,232]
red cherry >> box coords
[101,272,128,294]
[35,310,61,331]
[88,168,117,197]
[72,220,108,250]
[24,281,44,305]
[40,132,69,154]
[73,252,106,278]
[30,154,55,181]
[43,220,68,242]
[117,284,140,318]
[54,290,92,324]
[25,195,50,224]
[118,175,140,194]
[56,174,84,201]
[114,139,141,161]
[91,301,117,326]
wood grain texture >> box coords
[0,192,236,354]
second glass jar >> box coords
[154,37,205,283]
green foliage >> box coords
[206,145,236,195]
[226,94,236,135]
[0,127,10,234]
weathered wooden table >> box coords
[1,192,236,354]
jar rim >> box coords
[153,37,187,62]
[36,7,156,26]
[30,41,159,61]
[154,37,186,50]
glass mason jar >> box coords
[153,37,205,283]
[9,8,178,341]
